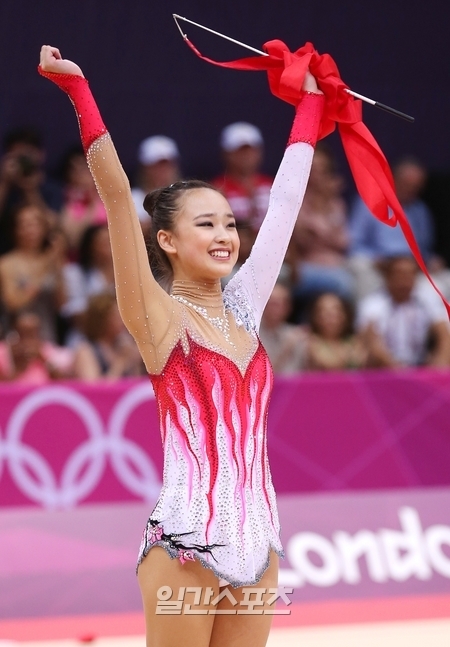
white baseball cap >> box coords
[138,136,180,165]
[220,122,264,152]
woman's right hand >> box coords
[39,45,84,77]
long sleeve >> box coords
[38,67,173,351]
[224,92,324,331]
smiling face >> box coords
[158,188,240,282]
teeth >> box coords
[210,251,230,258]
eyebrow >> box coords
[193,213,235,221]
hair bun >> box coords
[143,188,165,218]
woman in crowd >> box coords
[0,203,66,341]
[38,44,324,647]
[259,281,307,373]
[0,309,77,383]
[305,292,368,371]
[74,292,143,380]
[292,143,353,302]
[59,146,108,254]
[77,223,115,296]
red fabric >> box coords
[37,66,107,153]
[288,92,325,147]
[184,38,450,315]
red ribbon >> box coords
[185,37,450,316]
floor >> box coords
[2,618,449,647]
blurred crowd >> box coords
[0,122,449,384]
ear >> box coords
[157,229,177,257]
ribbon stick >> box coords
[173,14,414,123]
[172,13,450,316]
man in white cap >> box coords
[131,135,181,225]
[211,122,273,232]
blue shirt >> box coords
[349,196,435,261]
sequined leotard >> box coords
[38,65,323,586]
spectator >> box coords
[78,223,115,296]
[59,223,115,346]
[259,282,306,374]
[0,310,77,384]
[305,293,368,371]
[74,293,143,379]
[0,127,62,255]
[59,146,107,254]
[349,156,435,298]
[0,203,66,341]
[212,122,272,231]
[291,143,353,304]
[131,136,181,225]
[356,256,450,368]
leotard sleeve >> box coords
[224,92,324,331]
[37,67,174,351]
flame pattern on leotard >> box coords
[137,331,280,586]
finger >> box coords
[50,47,62,60]
[40,45,61,60]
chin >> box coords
[205,257,237,277]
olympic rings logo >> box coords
[0,383,161,508]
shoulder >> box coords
[413,283,448,323]
[358,291,390,319]
[0,252,18,272]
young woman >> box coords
[306,292,368,371]
[38,45,324,647]
[75,292,144,380]
[0,202,66,341]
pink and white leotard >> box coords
[137,94,324,586]
[37,65,323,586]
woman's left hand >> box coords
[302,70,323,94]
[40,45,84,77]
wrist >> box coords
[38,66,107,152]
[287,93,325,148]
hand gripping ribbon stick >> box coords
[173,13,414,123]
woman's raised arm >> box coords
[225,73,324,331]
[38,46,173,346]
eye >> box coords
[197,221,214,227]
[227,221,237,228]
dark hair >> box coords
[392,155,425,173]
[143,180,219,285]
[380,254,417,275]
[78,224,108,271]
[3,127,43,153]
[57,144,85,183]
[313,141,338,174]
[309,292,355,338]
[83,292,117,342]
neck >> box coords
[171,278,223,308]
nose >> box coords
[214,224,232,244]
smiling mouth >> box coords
[209,250,231,259]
